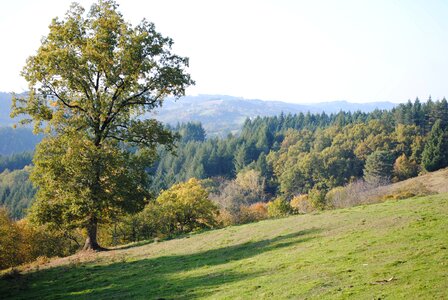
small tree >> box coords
[363,150,394,184]
[308,187,327,210]
[12,0,193,250]
[393,154,419,181]
[421,120,448,172]
[235,169,266,203]
[209,170,267,217]
[150,178,218,235]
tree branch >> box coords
[44,82,87,113]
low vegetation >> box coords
[1,193,447,299]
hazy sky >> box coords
[1,0,447,103]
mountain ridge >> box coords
[1,92,398,135]
[150,94,397,135]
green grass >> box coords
[2,194,448,299]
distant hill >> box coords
[0,92,397,136]
[151,95,397,136]
[0,92,17,126]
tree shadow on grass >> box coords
[2,228,320,299]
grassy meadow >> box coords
[1,193,447,299]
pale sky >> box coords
[1,0,447,103]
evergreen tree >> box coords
[436,98,448,129]
[421,119,448,171]
[363,150,394,184]
[178,122,206,143]
[234,144,248,173]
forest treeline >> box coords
[151,97,448,194]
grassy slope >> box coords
[2,194,448,299]
[384,168,448,194]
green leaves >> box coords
[13,0,193,141]
[30,132,151,231]
[13,0,193,248]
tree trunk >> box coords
[82,218,106,251]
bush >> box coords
[215,208,234,227]
[209,170,267,215]
[267,198,292,218]
[290,194,314,214]
[0,207,79,270]
[214,202,269,226]
[381,182,433,201]
[238,202,269,223]
[308,187,327,210]
[0,207,22,269]
[381,191,416,201]
[98,212,155,247]
[325,180,386,209]
[137,178,218,238]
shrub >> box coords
[239,202,269,223]
[137,178,218,238]
[325,180,386,209]
[325,187,346,209]
[381,182,433,201]
[267,198,292,218]
[308,187,327,210]
[98,212,160,246]
[0,207,79,270]
[0,207,22,269]
[215,208,234,227]
[209,170,267,215]
[381,191,417,201]
[290,194,314,214]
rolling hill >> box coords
[2,193,447,299]
[150,95,397,136]
[1,92,397,136]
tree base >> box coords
[82,236,108,252]
[81,243,109,252]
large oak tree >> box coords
[11,0,193,250]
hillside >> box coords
[2,193,447,299]
[343,168,448,207]
[381,168,448,194]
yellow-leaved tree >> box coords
[139,178,218,237]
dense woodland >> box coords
[151,97,448,194]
